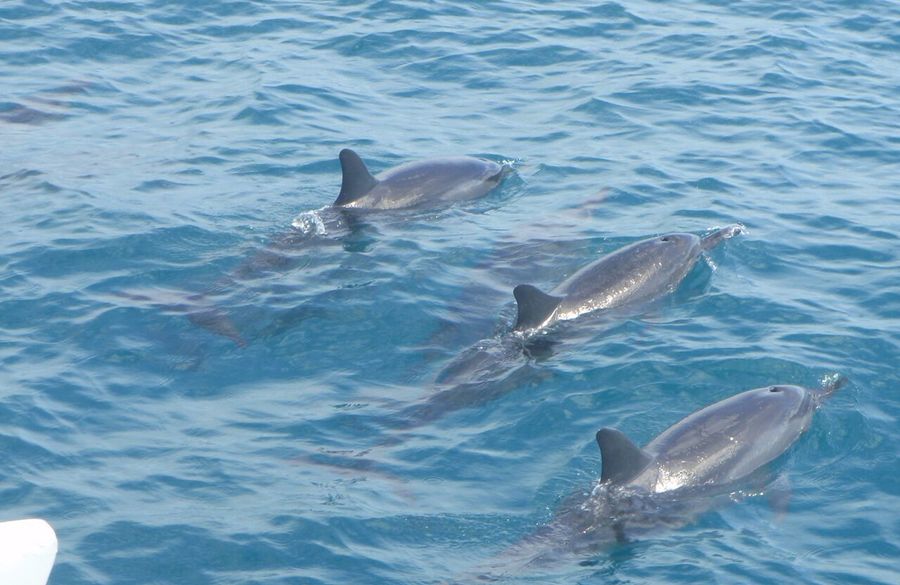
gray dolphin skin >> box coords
[435,225,742,391]
[472,376,847,579]
[333,148,507,210]
[562,376,844,553]
[513,225,743,334]
[594,376,846,494]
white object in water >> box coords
[0,519,58,585]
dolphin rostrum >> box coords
[333,149,508,210]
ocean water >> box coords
[2,0,899,583]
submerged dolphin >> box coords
[479,375,848,577]
[185,149,510,345]
[512,225,743,334]
[333,149,508,210]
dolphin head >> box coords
[651,233,701,259]
[764,383,806,398]
[761,384,815,421]
[750,379,844,422]
[610,233,703,280]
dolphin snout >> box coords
[815,373,848,403]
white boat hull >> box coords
[0,519,58,585]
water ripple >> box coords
[2,0,899,583]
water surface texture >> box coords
[2,1,899,584]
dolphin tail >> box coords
[334,149,378,206]
[700,223,744,251]
[188,308,247,348]
[814,373,848,404]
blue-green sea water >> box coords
[2,1,899,583]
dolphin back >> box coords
[334,150,506,210]
[638,382,839,491]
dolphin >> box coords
[594,378,845,495]
[480,375,849,578]
[512,225,743,334]
[184,149,510,345]
[333,148,508,210]
[434,225,743,389]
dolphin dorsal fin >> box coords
[513,284,562,331]
[335,149,378,206]
[596,428,652,484]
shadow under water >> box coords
[463,480,761,583]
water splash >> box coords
[709,222,746,239]
[291,207,328,235]
[819,373,849,398]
